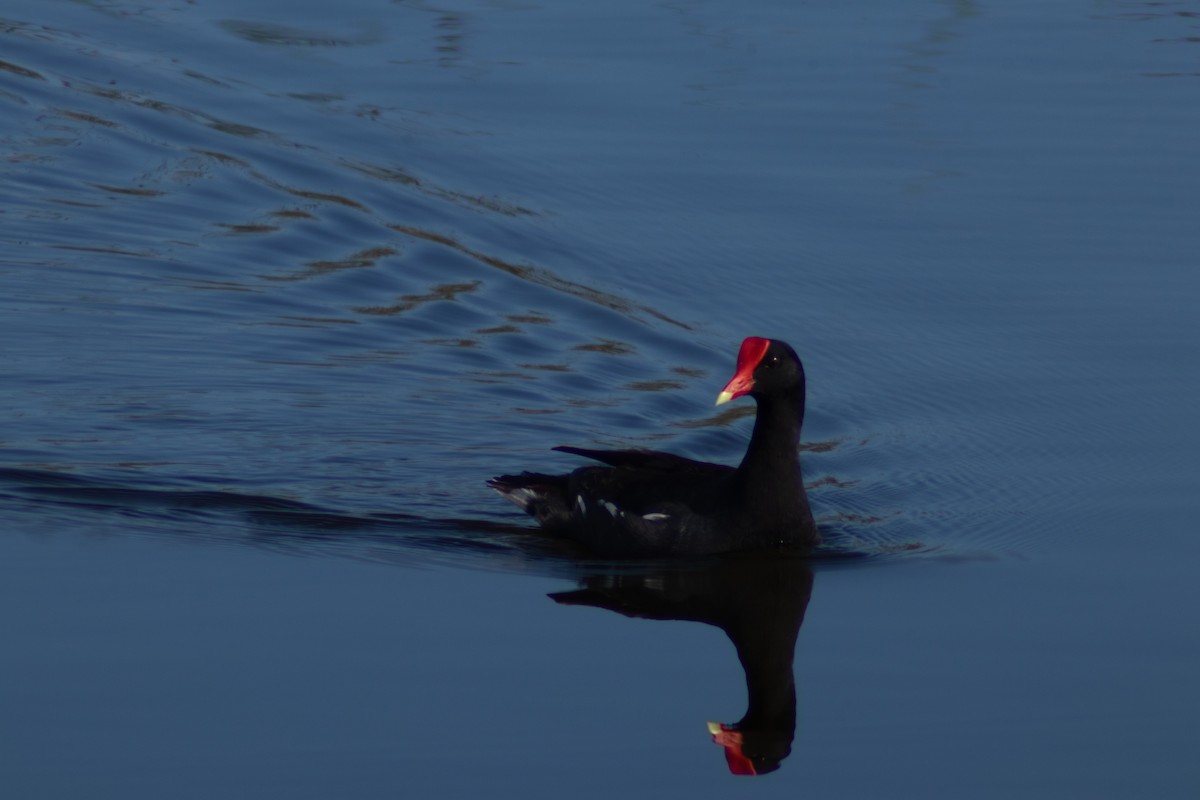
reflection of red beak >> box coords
[715,337,770,406]
[707,721,757,776]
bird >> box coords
[487,337,819,558]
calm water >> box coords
[2,0,1198,796]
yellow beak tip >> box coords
[715,391,734,406]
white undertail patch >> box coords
[496,486,541,511]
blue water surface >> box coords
[1,0,1198,797]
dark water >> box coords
[2,0,1198,796]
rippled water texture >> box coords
[2,1,1198,797]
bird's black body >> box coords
[488,338,819,558]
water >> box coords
[2,0,1198,796]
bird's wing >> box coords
[552,445,719,473]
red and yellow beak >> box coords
[715,337,770,406]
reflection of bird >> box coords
[489,337,819,557]
[551,555,814,776]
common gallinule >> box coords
[488,337,818,557]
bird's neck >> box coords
[736,391,804,487]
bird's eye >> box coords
[764,355,781,368]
